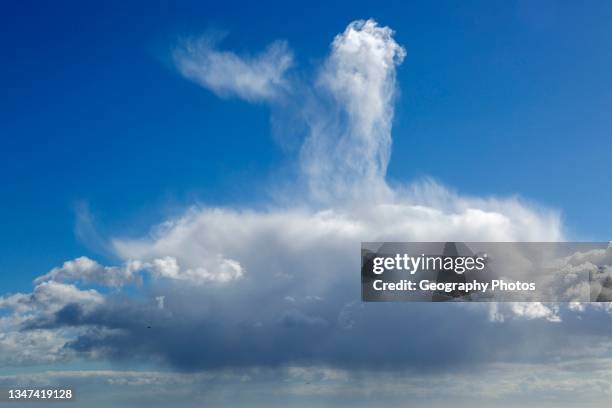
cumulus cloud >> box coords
[0,281,104,365]
[174,36,293,102]
[2,19,611,386]
[0,281,103,315]
[149,255,243,284]
[509,302,561,322]
[34,256,140,287]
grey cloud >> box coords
[14,281,612,373]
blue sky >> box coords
[2,1,612,291]
[2,2,612,406]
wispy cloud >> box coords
[302,20,405,202]
[173,36,293,102]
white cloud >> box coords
[174,37,293,102]
[0,281,104,365]
[0,281,103,315]
[34,256,139,287]
[300,19,405,202]
[112,188,562,281]
[0,329,72,366]
[510,302,561,322]
[30,254,243,288]
[149,255,243,284]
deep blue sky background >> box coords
[2,0,611,292]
